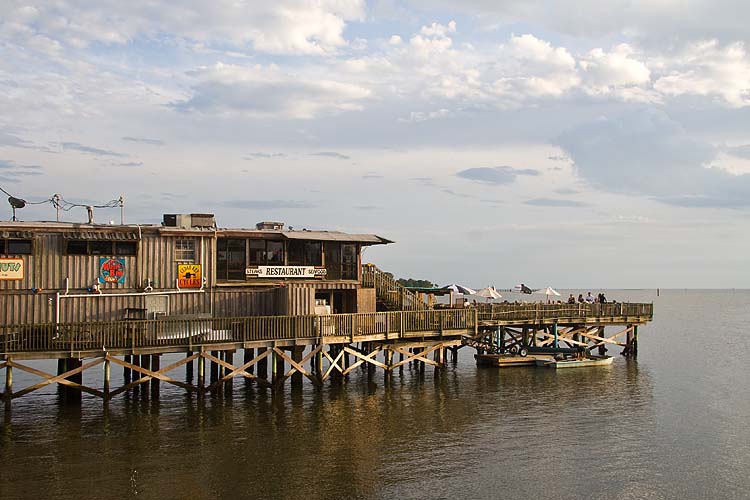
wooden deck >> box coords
[0,303,652,360]
[0,303,653,408]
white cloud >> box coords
[580,44,651,92]
[654,40,750,107]
[0,0,366,55]
[174,63,371,119]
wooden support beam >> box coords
[321,348,345,382]
[10,358,105,399]
[107,354,198,399]
[390,344,442,369]
[341,346,386,375]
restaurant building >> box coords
[0,213,391,325]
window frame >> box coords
[2,239,33,255]
[174,239,196,262]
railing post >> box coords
[399,312,404,338]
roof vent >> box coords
[256,221,284,230]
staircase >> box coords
[361,264,429,311]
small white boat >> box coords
[535,355,614,369]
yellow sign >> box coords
[0,258,24,280]
[177,264,202,288]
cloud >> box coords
[60,142,126,157]
[122,136,164,146]
[173,63,371,119]
[653,40,750,108]
[355,205,381,210]
[362,173,383,179]
[557,108,750,208]
[724,144,750,159]
[456,166,539,185]
[113,162,143,167]
[310,151,351,160]
[222,199,315,209]
[525,198,589,207]
[0,1,366,55]
[244,152,286,159]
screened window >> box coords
[304,242,322,266]
[287,240,305,265]
[266,241,284,264]
[248,240,265,265]
[66,240,88,255]
[90,241,112,255]
[115,242,137,256]
[174,239,195,262]
[6,239,32,255]
[217,238,246,280]
[342,244,358,280]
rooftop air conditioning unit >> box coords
[190,214,215,228]
[256,221,284,230]
[163,214,192,228]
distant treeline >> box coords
[397,277,435,288]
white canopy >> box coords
[475,286,503,299]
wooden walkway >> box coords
[0,303,653,409]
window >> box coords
[0,240,4,254]
[174,239,195,262]
[90,241,112,255]
[65,240,138,256]
[342,244,358,280]
[248,240,265,265]
[115,242,137,256]
[5,239,32,255]
[217,238,246,280]
[287,240,305,265]
[266,241,284,264]
[66,240,88,255]
[304,242,322,266]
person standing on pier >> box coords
[585,292,595,303]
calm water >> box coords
[1,289,749,500]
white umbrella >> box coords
[475,286,502,300]
[533,286,561,302]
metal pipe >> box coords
[58,289,206,299]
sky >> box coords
[1,0,749,289]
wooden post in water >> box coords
[258,348,268,380]
[224,350,234,394]
[384,348,393,383]
[244,348,254,374]
[197,351,205,397]
[633,326,639,356]
[104,357,111,402]
[598,326,607,355]
[186,351,194,383]
[67,358,82,404]
[4,361,12,411]
[150,355,160,399]
[271,349,278,386]
[132,355,141,396]
[140,355,151,399]
[625,325,634,357]
[316,345,324,385]
[291,346,304,387]
[209,351,218,389]
[367,343,376,380]
[123,354,132,384]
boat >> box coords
[535,355,614,369]
[475,352,553,368]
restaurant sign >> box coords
[0,258,24,280]
[178,264,202,288]
[246,266,327,278]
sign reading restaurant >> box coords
[0,258,24,280]
[246,266,326,278]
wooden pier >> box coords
[0,302,653,410]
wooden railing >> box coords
[475,302,654,322]
[361,264,429,310]
[0,304,652,356]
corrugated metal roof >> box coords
[62,232,140,240]
[281,231,392,244]
[0,231,33,239]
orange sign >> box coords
[178,264,202,288]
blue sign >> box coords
[99,257,126,284]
